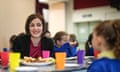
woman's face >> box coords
[29,18,43,38]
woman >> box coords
[12,14,54,58]
[87,20,120,72]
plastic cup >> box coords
[94,50,99,58]
[1,52,9,68]
[0,51,1,59]
[55,52,66,70]
[77,50,85,64]
[42,50,50,58]
[9,52,20,72]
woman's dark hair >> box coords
[53,31,68,44]
[94,20,120,59]
[85,33,93,56]
[25,14,45,35]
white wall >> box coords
[49,2,66,37]
[73,6,120,23]
[72,6,120,50]
[0,0,35,50]
[66,0,74,34]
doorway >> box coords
[75,21,100,50]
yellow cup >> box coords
[9,52,20,72]
[55,52,66,70]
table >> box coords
[0,57,93,72]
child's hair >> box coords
[85,33,93,56]
[94,20,120,59]
[9,34,17,50]
[53,31,68,44]
[9,35,17,44]
[69,34,79,47]
[43,30,51,37]
[44,30,50,34]
[69,34,76,42]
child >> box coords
[53,31,76,57]
[9,34,17,51]
[87,20,120,72]
[85,33,94,56]
[69,34,79,56]
[43,30,51,38]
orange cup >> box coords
[55,52,66,70]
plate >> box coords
[15,66,38,72]
[65,63,79,67]
[21,61,53,66]
[66,56,77,60]
[20,57,55,66]
[84,56,94,59]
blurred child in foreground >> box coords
[87,20,120,72]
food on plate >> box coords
[37,57,49,62]
[22,56,55,63]
[23,56,36,63]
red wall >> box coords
[74,0,110,10]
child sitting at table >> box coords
[87,20,120,72]
[53,31,76,57]
[69,34,79,56]
[9,34,17,51]
[85,33,94,56]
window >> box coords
[75,21,100,50]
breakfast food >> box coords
[22,56,55,63]
[23,56,37,63]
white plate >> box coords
[84,56,94,59]
[15,66,38,72]
[21,61,53,66]
[65,63,79,67]
[66,56,77,60]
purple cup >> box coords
[77,50,85,64]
